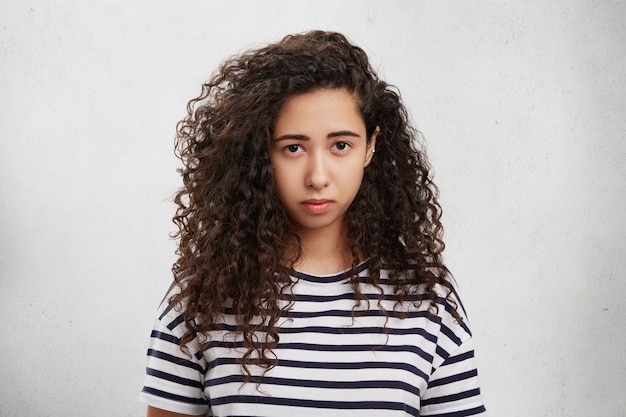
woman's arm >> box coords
[146,406,205,417]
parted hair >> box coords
[170,30,457,376]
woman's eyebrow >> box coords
[274,131,360,142]
[327,130,361,139]
[274,134,309,142]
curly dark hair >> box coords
[170,30,457,377]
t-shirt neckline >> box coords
[288,258,370,284]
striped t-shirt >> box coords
[140,261,486,416]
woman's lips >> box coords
[301,199,332,214]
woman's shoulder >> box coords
[151,280,189,328]
[375,261,471,320]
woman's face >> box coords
[270,88,377,238]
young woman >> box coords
[140,31,485,417]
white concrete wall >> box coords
[1,1,624,416]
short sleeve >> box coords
[139,298,210,416]
[420,336,486,416]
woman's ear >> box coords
[364,126,380,167]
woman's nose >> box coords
[305,152,330,190]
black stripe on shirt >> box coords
[206,340,434,363]
[146,367,204,389]
[206,374,422,397]
[421,387,482,406]
[146,348,205,373]
[205,357,430,382]
[141,386,206,406]
[427,369,479,389]
[211,395,420,416]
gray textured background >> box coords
[1,1,624,416]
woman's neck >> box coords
[291,223,354,276]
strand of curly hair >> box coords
[168,31,459,379]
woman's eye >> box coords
[286,144,301,153]
[334,141,350,151]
